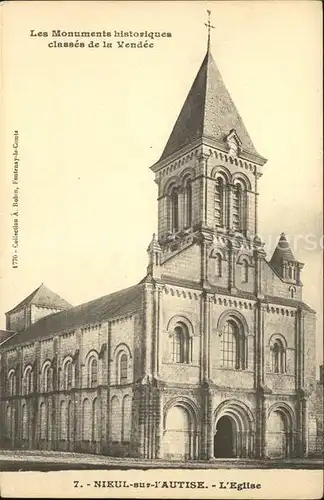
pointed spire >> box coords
[270,233,304,282]
[147,233,162,279]
[158,47,261,163]
[147,233,161,254]
[271,233,296,263]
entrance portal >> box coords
[214,416,234,458]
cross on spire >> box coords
[205,9,215,52]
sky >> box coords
[1,1,322,365]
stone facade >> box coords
[0,47,321,460]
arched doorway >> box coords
[213,401,255,458]
[266,410,289,458]
[164,405,195,461]
[214,416,234,458]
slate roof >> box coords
[0,330,17,346]
[2,284,143,349]
[6,283,72,314]
[159,49,259,162]
[264,295,316,313]
[270,233,296,267]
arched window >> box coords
[8,370,16,396]
[183,179,192,228]
[241,260,249,283]
[119,354,128,384]
[172,324,191,364]
[233,181,247,232]
[115,346,132,385]
[215,177,225,227]
[287,264,296,281]
[289,286,296,299]
[271,339,286,373]
[42,363,51,392]
[63,359,73,390]
[88,357,98,388]
[23,366,32,395]
[232,184,241,231]
[215,254,222,277]
[220,319,246,370]
[170,187,179,232]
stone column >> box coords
[137,385,145,458]
[143,284,153,378]
[106,322,112,451]
[139,382,151,459]
[155,388,164,459]
[73,343,81,450]
[228,241,236,292]
[158,194,168,239]
[206,389,213,459]
[153,286,163,379]
[261,399,267,458]
[254,171,261,236]
[202,292,209,381]
[247,430,253,457]
[202,383,213,460]
[32,341,41,448]
[301,396,309,457]
[255,301,266,458]
[208,296,213,381]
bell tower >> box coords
[150,18,267,290]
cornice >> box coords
[151,136,267,176]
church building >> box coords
[0,38,319,461]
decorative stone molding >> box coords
[212,296,255,310]
[157,148,200,180]
[265,305,296,317]
[61,330,76,340]
[80,324,101,333]
[109,314,133,325]
[156,141,263,182]
[164,286,201,301]
[209,148,256,173]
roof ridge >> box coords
[202,50,210,139]
[6,284,43,314]
[1,283,144,350]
